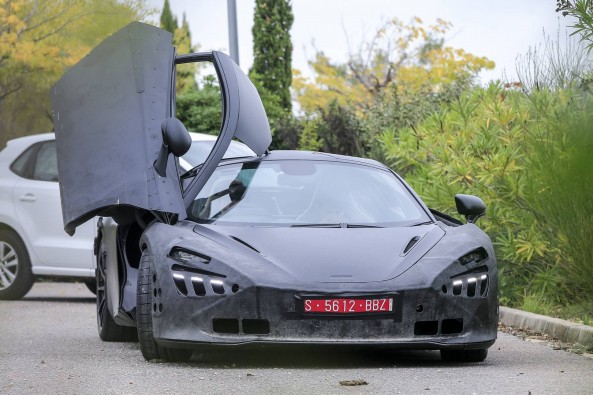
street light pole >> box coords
[227,0,239,66]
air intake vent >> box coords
[191,276,206,296]
[230,236,261,254]
[441,318,463,334]
[402,236,421,255]
[211,280,225,294]
[213,319,239,334]
[172,273,188,296]
[414,320,438,336]
[242,319,270,335]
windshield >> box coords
[188,160,429,226]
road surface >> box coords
[1,282,592,394]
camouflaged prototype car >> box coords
[52,22,498,362]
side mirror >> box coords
[455,194,486,224]
[154,117,192,177]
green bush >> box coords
[379,83,593,307]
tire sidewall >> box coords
[0,230,33,300]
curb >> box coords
[499,306,593,348]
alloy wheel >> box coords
[0,241,18,291]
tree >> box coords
[174,13,198,94]
[294,17,494,113]
[159,0,177,34]
[0,0,151,146]
[250,0,294,111]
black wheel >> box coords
[441,348,488,362]
[0,230,34,300]
[137,251,192,362]
[96,241,137,342]
[85,279,97,295]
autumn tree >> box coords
[250,0,294,111]
[0,0,151,146]
[294,17,495,113]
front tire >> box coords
[441,348,488,362]
[96,241,136,342]
[137,251,192,362]
[0,230,34,300]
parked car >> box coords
[0,132,253,300]
[53,22,498,363]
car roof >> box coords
[219,150,388,170]
[0,133,55,162]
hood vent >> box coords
[402,236,421,255]
[230,235,262,255]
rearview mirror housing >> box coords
[455,194,486,224]
[154,117,192,176]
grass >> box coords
[517,294,593,326]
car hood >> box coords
[52,22,271,235]
[195,224,445,283]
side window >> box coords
[10,144,37,178]
[33,142,58,182]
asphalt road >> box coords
[1,283,593,395]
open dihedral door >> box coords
[52,22,272,236]
[52,22,182,235]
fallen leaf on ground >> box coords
[339,380,368,386]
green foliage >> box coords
[305,102,367,157]
[525,91,593,300]
[176,76,221,135]
[159,0,177,34]
[174,14,198,94]
[250,0,294,111]
[378,83,593,307]
[298,120,322,151]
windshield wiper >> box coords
[290,223,342,228]
[409,221,434,227]
[180,164,203,179]
[290,223,384,228]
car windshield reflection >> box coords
[189,160,429,226]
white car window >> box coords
[33,142,58,182]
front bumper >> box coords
[150,270,498,350]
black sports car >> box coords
[52,23,498,363]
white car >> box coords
[0,132,253,300]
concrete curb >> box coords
[499,306,593,349]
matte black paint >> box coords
[52,23,183,235]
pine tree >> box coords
[250,0,294,111]
[160,0,178,34]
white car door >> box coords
[11,140,94,276]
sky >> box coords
[148,0,577,84]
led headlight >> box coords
[458,248,487,265]
[169,247,211,264]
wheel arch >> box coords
[0,222,35,265]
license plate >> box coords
[302,297,393,314]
